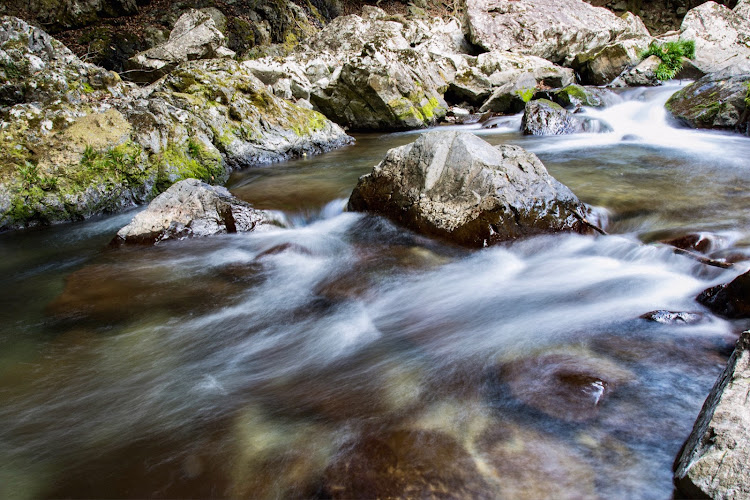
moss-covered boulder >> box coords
[665,70,750,136]
[545,84,620,109]
[0,16,352,231]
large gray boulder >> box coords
[678,1,750,75]
[674,329,750,499]
[347,131,593,247]
[571,37,652,85]
[463,0,648,65]
[665,69,750,136]
[126,9,236,83]
[114,178,274,244]
[521,99,612,135]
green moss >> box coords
[81,82,95,94]
[640,40,696,81]
[289,108,328,136]
[516,87,536,103]
[745,81,750,107]
[419,96,442,120]
[154,140,224,192]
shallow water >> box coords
[1,84,750,499]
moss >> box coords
[289,108,328,136]
[745,82,750,108]
[516,87,536,103]
[81,82,95,94]
[419,96,442,120]
[154,140,224,192]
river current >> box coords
[1,84,749,499]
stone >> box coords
[2,0,137,32]
[545,84,621,109]
[697,270,750,319]
[126,10,236,83]
[674,330,750,499]
[464,0,649,65]
[572,37,652,86]
[665,69,750,136]
[639,310,705,325]
[678,1,750,75]
[347,131,593,247]
[610,54,662,87]
[521,99,613,135]
[114,178,275,244]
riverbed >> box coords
[1,84,749,499]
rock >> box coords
[114,178,275,244]
[464,0,649,65]
[2,0,137,33]
[522,99,613,135]
[678,1,750,75]
[126,10,236,83]
[545,84,621,109]
[665,70,750,136]
[572,37,652,85]
[610,54,662,87]
[347,131,593,247]
[674,330,750,499]
[697,270,750,319]
[499,350,633,422]
[478,73,540,114]
[0,18,352,231]
[661,232,716,254]
[639,310,705,325]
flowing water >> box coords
[1,84,750,499]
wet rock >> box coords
[572,37,652,86]
[697,270,750,319]
[522,99,613,135]
[675,330,750,499]
[464,0,649,65]
[114,179,275,244]
[610,54,662,87]
[499,351,633,422]
[661,232,716,254]
[665,69,750,136]
[544,84,620,109]
[678,1,750,75]
[640,310,706,325]
[127,10,235,83]
[348,131,593,247]
[323,430,491,498]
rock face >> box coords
[347,131,592,247]
[114,178,274,244]
[679,1,750,74]
[0,0,137,32]
[674,329,750,499]
[522,99,612,135]
[0,16,352,231]
[464,0,649,65]
[610,55,662,87]
[697,270,750,319]
[572,37,652,85]
[127,10,236,83]
[665,70,750,136]
[544,84,621,109]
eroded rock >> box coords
[114,178,275,244]
[522,99,612,135]
[697,270,750,319]
[347,131,593,247]
[674,329,750,499]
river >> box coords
[1,83,749,499]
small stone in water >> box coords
[640,310,706,325]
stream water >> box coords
[1,83,750,499]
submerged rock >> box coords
[665,70,750,136]
[464,0,648,65]
[697,270,750,319]
[126,9,235,83]
[674,330,750,499]
[347,131,593,247]
[522,99,612,135]
[114,178,275,244]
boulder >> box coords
[1,0,137,33]
[0,18,352,231]
[665,70,750,136]
[639,310,705,325]
[114,178,275,244]
[610,54,662,87]
[572,37,652,85]
[697,270,750,319]
[347,131,593,247]
[674,329,750,498]
[544,84,621,109]
[126,10,236,83]
[464,0,648,65]
[678,1,750,75]
[521,99,612,135]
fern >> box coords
[640,40,696,81]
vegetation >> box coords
[640,40,696,81]
[516,87,536,104]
